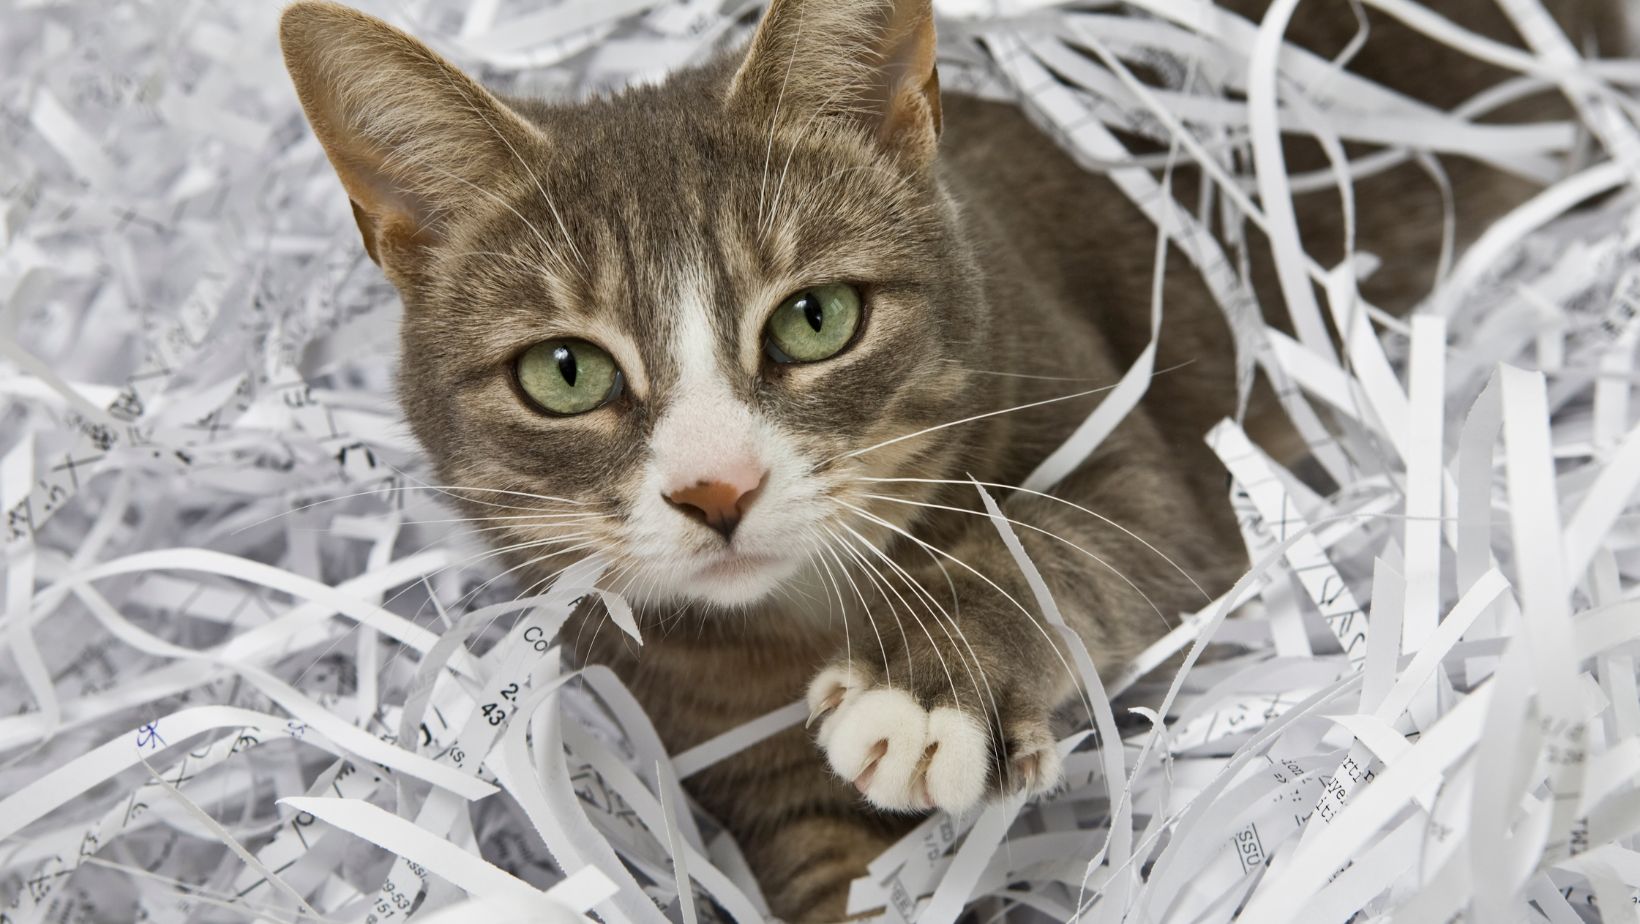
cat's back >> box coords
[936,91,1154,312]
[934,0,1629,370]
[935,90,1184,383]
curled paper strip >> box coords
[3,0,1640,922]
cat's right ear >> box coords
[279,2,544,278]
[728,0,941,168]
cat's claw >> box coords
[852,740,887,794]
[806,663,1063,813]
[806,682,848,729]
[807,668,992,814]
[1000,724,1062,798]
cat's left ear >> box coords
[728,0,940,167]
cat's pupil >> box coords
[802,295,825,332]
[554,345,577,386]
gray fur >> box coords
[280,0,1625,916]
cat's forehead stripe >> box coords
[671,262,724,396]
[646,260,775,493]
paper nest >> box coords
[2,0,1639,922]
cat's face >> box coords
[399,85,983,608]
[282,0,986,610]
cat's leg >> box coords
[806,417,1240,813]
[684,722,915,922]
[741,810,904,922]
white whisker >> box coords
[859,476,1211,601]
[837,500,1096,730]
[833,523,981,721]
[858,493,1173,630]
[819,539,893,687]
[831,360,1195,464]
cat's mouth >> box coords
[697,550,784,578]
[673,546,805,607]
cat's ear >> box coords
[279,1,543,274]
[728,0,941,167]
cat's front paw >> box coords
[805,662,1061,815]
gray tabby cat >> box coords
[280,0,1623,918]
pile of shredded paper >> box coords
[3,0,1640,921]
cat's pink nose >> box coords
[665,472,765,540]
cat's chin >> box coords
[668,551,804,608]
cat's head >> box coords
[282,0,989,610]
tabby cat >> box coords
[279,0,1624,917]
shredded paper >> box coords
[3,0,1640,921]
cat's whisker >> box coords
[830,359,1196,464]
[837,501,1097,731]
[603,557,637,593]
[818,539,893,687]
[769,573,813,610]
[824,524,936,695]
[778,534,826,611]
[809,537,855,674]
[343,500,602,625]
[611,560,654,613]
[832,523,1005,743]
[626,556,683,619]
[829,384,1118,464]
[392,526,598,630]
[293,532,596,689]
[411,508,603,523]
[930,357,1120,382]
[416,513,610,534]
[855,476,1210,602]
[797,544,837,630]
[516,549,607,611]
[360,481,592,515]
[568,557,635,681]
[801,526,841,606]
[362,536,598,680]
[599,564,652,650]
[833,523,1024,794]
[640,567,676,618]
[857,493,1173,630]
[890,522,1026,790]
[568,565,611,660]
[437,529,596,600]
[391,483,589,509]
[283,511,600,548]
[776,526,832,612]
[230,483,589,537]
[478,557,599,680]
[460,541,601,636]
[653,593,693,642]
[413,527,597,602]
[832,523,990,726]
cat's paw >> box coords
[805,663,1061,815]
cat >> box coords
[279,0,1625,918]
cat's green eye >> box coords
[515,339,622,415]
[764,284,863,364]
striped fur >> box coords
[281,0,1626,917]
